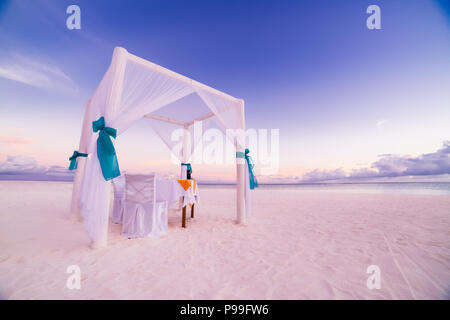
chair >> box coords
[111,174,125,224]
[122,173,168,238]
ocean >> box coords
[201,182,450,195]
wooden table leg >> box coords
[182,205,186,228]
[191,204,194,218]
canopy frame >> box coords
[70,47,249,248]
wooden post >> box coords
[182,205,187,228]
[191,204,194,218]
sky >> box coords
[0,0,449,183]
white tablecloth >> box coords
[156,178,182,205]
[155,178,199,207]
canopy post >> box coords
[69,99,93,221]
[180,124,190,179]
[92,46,127,249]
[236,101,246,224]
[236,158,246,224]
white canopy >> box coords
[70,47,250,247]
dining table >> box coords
[156,177,199,228]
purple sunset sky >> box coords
[0,0,449,183]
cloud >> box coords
[0,155,37,172]
[376,119,389,127]
[0,135,35,145]
[0,155,74,181]
[301,168,347,182]
[0,52,78,94]
[300,141,450,182]
[257,174,301,184]
[371,141,450,177]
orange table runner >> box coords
[177,179,197,192]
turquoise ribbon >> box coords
[93,116,120,181]
[236,149,258,189]
[68,150,88,170]
[181,163,192,173]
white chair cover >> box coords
[111,174,125,224]
[122,173,168,238]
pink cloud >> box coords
[300,141,450,182]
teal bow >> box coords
[181,163,192,173]
[93,116,120,181]
[68,150,88,170]
[236,149,258,189]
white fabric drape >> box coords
[75,47,248,245]
[111,60,195,134]
[195,88,245,150]
[79,47,127,244]
[144,117,214,163]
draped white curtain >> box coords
[144,116,214,163]
[75,47,248,245]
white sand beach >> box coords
[0,181,449,300]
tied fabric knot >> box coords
[93,116,120,181]
[181,163,192,173]
[68,150,88,170]
[236,148,258,190]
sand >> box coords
[0,181,449,299]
